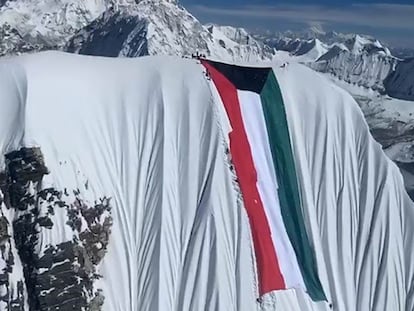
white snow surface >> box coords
[268,32,398,92]
[0,52,413,311]
[0,0,274,61]
[66,2,274,61]
[309,44,397,91]
[0,0,111,43]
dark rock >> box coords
[1,147,113,310]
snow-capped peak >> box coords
[206,24,252,45]
[256,29,398,91]
[308,24,326,36]
[343,34,391,56]
[65,3,274,61]
[0,0,274,61]
[0,0,112,55]
[0,0,182,55]
[295,38,329,61]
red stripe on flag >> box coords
[202,61,286,295]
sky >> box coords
[181,0,414,48]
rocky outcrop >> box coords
[66,2,274,61]
[0,147,113,310]
[384,58,414,101]
[66,10,149,57]
[0,0,274,61]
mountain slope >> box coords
[0,0,113,55]
[310,46,397,92]
[262,31,398,91]
[66,2,274,61]
[0,52,413,311]
[269,38,329,62]
[309,35,397,91]
[384,58,414,101]
[66,9,149,57]
[0,0,274,61]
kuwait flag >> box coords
[202,60,326,302]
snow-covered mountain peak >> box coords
[0,0,112,55]
[257,29,398,91]
[302,38,328,58]
[345,34,370,53]
[66,3,274,61]
[308,24,325,36]
[0,0,181,55]
[343,34,391,56]
[0,0,109,37]
[0,0,273,61]
[206,24,252,45]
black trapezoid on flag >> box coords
[205,60,271,94]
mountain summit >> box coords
[0,0,274,61]
[66,1,273,60]
[259,30,398,91]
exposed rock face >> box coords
[384,58,414,101]
[66,9,149,57]
[0,0,274,61]
[259,32,399,92]
[0,147,112,310]
[66,2,274,61]
[310,50,397,92]
[0,23,52,57]
[0,0,113,56]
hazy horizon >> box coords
[181,1,414,49]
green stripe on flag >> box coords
[260,71,326,301]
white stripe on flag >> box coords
[237,90,306,290]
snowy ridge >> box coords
[266,37,329,61]
[261,31,398,91]
[0,52,413,310]
[310,47,397,91]
[66,2,274,61]
[0,0,274,61]
[65,9,149,57]
[309,34,397,91]
[0,0,113,55]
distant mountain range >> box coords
[253,29,414,99]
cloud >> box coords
[190,3,414,31]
